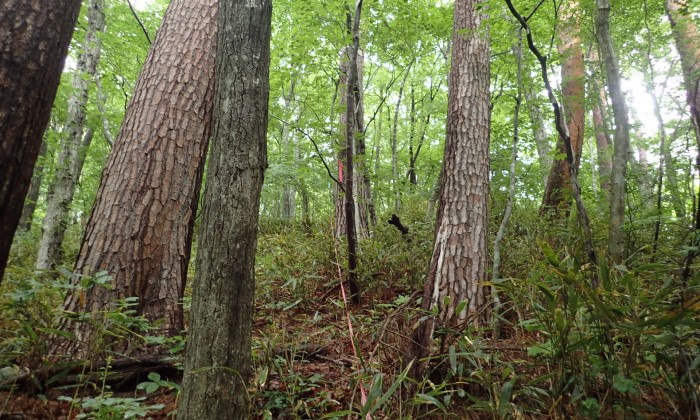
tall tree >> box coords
[411,0,490,377]
[334,47,370,239]
[178,0,271,416]
[36,0,107,271]
[541,1,585,214]
[281,79,297,221]
[589,47,613,193]
[597,0,632,264]
[667,0,700,290]
[53,0,217,358]
[667,0,700,148]
[0,0,82,283]
[344,1,364,305]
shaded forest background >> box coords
[1,0,700,418]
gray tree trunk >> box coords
[589,47,613,193]
[334,47,370,239]
[281,79,297,221]
[597,0,631,264]
[524,86,551,186]
[36,0,106,271]
[0,0,82,283]
[178,0,271,417]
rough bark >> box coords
[36,0,106,271]
[18,141,48,232]
[541,1,585,215]
[53,0,217,358]
[178,0,271,416]
[0,0,82,283]
[597,0,631,264]
[411,0,490,378]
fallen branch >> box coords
[1,355,180,392]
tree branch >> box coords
[126,0,152,44]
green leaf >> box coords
[498,380,514,417]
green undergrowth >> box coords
[1,207,699,418]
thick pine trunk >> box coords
[178,0,271,417]
[541,2,585,215]
[53,0,217,359]
[597,0,631,264]
[0,0,82,283]
[411,0,490,377]
[36,0,106,271]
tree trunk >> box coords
[53,0,217,359]
[408,80,438,187]
[541,1,585,215]
[597,0,632,264]
[524,86,552,186]
[281,79,297,221]
[411,0,490,378]
[36,0,106,271]
[95,72,115,147]
[667,0,700,309]
[589,47,613,193]
[178,0,271,416]
[0,0,82,283]
[335,47,370,239]
[18,141,48,232]
[667,0,700,141]
[342,2,364,305]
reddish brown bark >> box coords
[0,0,82,282]
[541,2,585,215]
[53,0,217,359]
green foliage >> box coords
[136,372,180,395]
[59,394,164,419]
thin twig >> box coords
[126,0,152,44]
[300,127,344,192]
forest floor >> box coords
[0,281,525,419]
[1,223,693,418]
